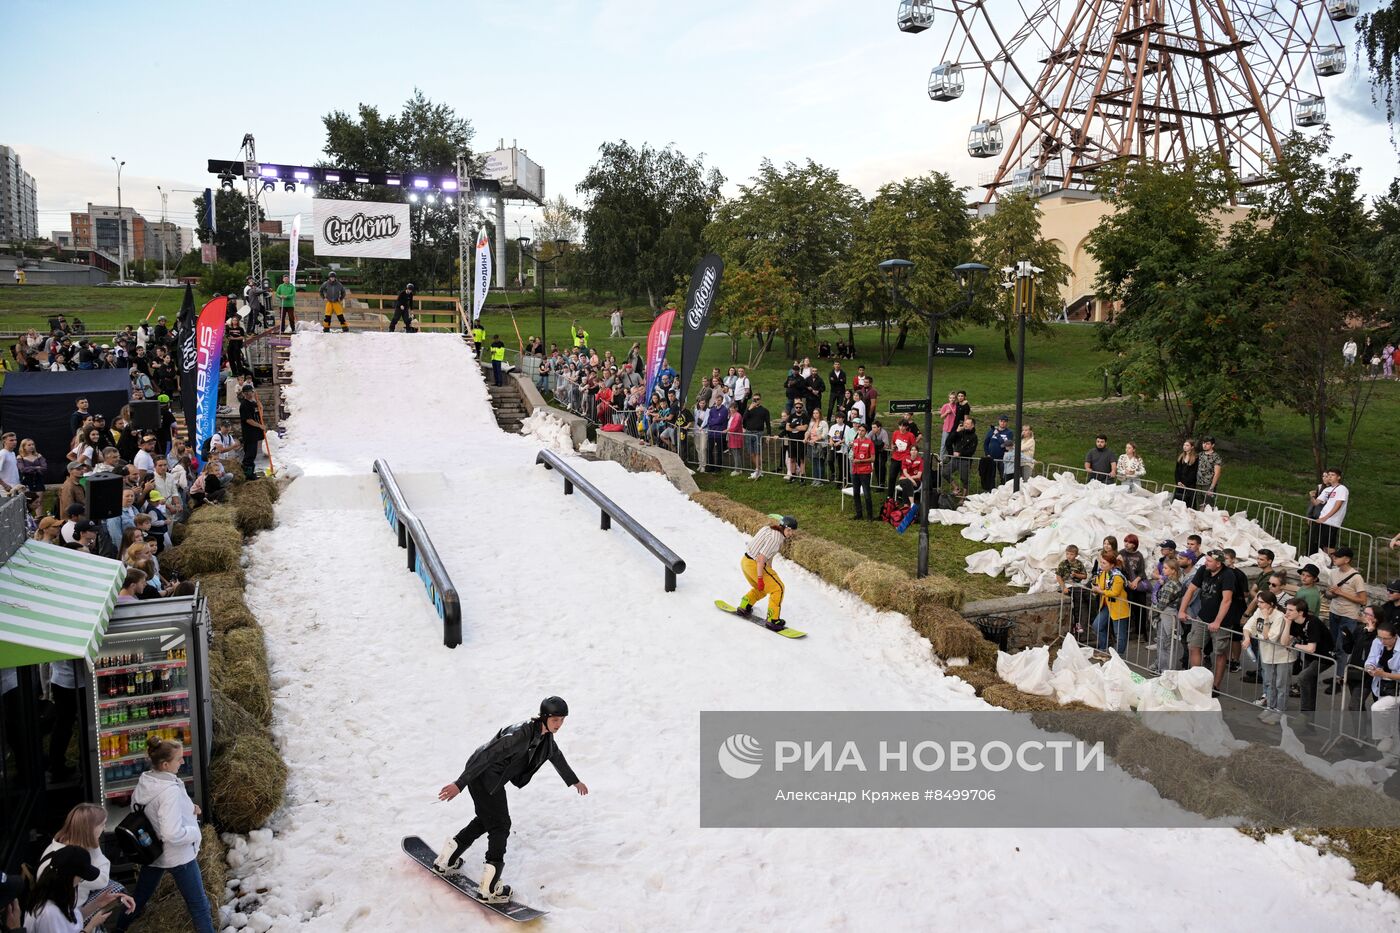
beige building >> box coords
[1020,189,1252,321]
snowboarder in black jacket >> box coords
[434,697,588,902]
[389,283,416,332]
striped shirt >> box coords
[747,526,785,561]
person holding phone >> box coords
[24,846,132,933]
[1364,620,1400,756]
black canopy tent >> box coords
[0,369,130,483]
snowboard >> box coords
[401,836,547,922]
[897,501,919,534]
[714,600,807,638]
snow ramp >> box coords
[230,332,1396,932]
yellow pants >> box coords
[323,301,346,330]
[740,556,784,621]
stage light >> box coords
[426,194,436,204]
[305,185,317,197]
[444,196,454,205]
[478,197,490,209]
[386,177,402,186]
[261,180,276,193]
[355,175,369,183]
[292,170,310,181]
[324,172,341,183]
[411,178,430,189]
[283,180,296,192]
[441,178,459,191]
[219,173,236,191]
[408,193,419,203]
[260,166,279,178]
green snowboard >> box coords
[715,600,807,638]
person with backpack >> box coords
[113,738,215,933]
[433,697,587,904]
[25,846,131,933]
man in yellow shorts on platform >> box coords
[734,515,797,632]
[319,272,349,333]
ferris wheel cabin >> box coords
[1325,0,1359,19]
[896,0,935,33]
[1295,95,1327,127]
[1316,44,1346,76]
[968,122,1004,158]
[927,63,965,101]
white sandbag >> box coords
[1278,722,1394,788]
[964,548,1005,577]
[1100,651,1142,712]
[996,645,1056,697]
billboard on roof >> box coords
[481,148,546,204]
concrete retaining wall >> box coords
[594,432,699,495]
[962,592,1065,650]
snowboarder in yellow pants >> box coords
[735,516,796,632]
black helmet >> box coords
[539,696,569,718]
[406,283,415,291]
[781,515,798,531]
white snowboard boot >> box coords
[432,836,464,875]
[478,861,512,904]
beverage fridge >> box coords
[84,595,213,827]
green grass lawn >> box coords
[0,285,203,332]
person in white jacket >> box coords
[1241,590,1292,722]
[113,738,215,933]
[38,804,122,921]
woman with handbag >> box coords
[113,738,215,933]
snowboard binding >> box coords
[478,861,512,904]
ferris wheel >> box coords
[895,0,1358,201]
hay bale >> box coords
[910,603,984,661]
[954,666,1002,695]
[968,636,1000,668]
[842,561,905,612]
[230,481,277,535]
[1031,710,1140,757]
[1319,829,1400,892]
[209,733,287,833]
[196,568,247,591]
[981,682,1069,712]
[211,687,269,755]
[186,503,237,526]
[1221,747,1400,827]
[1114,730,1251,820]
[205,587,257,634]
[219,457,246,484]
[162,523,243,577]
[789,537,866,588]
[132,825,226,933]
[217,627,271,725]
[890,575,966,614]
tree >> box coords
[1233,132,1379,478]
[711,262,802,369]
[193,188,264,264]
[1359,2,1399,126]
[576,141,723,309]
[319,89,477,293]
[833,173,974,365]
[1370,179,1400,316]
[970,193,1070,362]
[531,195,582,290]
[1088,156,1266,439]
[705,160,863,356]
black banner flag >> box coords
[677,254,724,406]
[175,284,200,460]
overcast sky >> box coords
[3,0,1395,241]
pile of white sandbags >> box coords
[930,472,1300,592]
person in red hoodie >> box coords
[725,402,745,474]
[887,419,916,504]
[850,422,876,520]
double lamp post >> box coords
[516,236,570,350]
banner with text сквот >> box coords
[677,254,724,405]
[312,198,411,260]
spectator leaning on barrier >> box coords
[1057,544,1090,637]
[983,416,1013,486]
[1152,559,1186,672]
[1242,590,1290,721]
[1084,434,1116,483]
[1324,547,1367,694]
[1365,620,1400,758]
[741,394,770,479]
[1116,442,1146,491]
[1180,549,1242,688]
[1091,547,1130,655]
[1285,597,1330,725]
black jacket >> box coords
[454,718,579,794]
[395,290,414,313]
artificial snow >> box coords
[229,332,1397,931]
[519,408,577,454]
[931,473,1301,591]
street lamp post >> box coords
[1009,260,1042,493]
[156,185,169,282]
[517,236,569,350]
[111,157,126,282]
[880,258,989,579]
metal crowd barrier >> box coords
[534,448,687,592]
[372,459,462,649]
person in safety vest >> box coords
[490,335,507,387]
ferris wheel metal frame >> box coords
[895,0,1357,201]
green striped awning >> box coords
[0,540,125,669]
